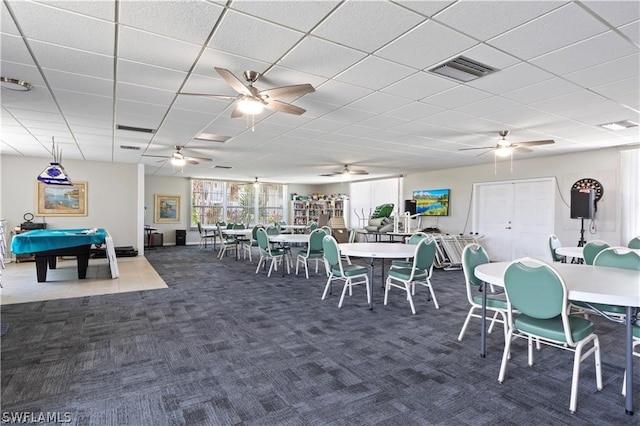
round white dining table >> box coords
[269,234,310,244]
[475,260,640,415]
[338,242,416,309]
[556,246,640,259]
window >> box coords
[348,177,402,228]
[191,179,285,227]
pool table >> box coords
[11,228,107,282]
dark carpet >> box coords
[1,245,637,425]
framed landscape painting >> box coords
[36,181,87,216]
[155,194,180,223]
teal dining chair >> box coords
[390,232,429,269]
[321,235,370,308]
[255,227,289,277]
[498,257,602,413]
[384,238,438,315]
[583,240,610,265]
[628,236,640,249]
[296,228,326,279]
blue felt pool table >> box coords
[11,228,107,282]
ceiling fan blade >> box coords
[178,92,236,100]
[230,105,244,118]
[458,145,495,151]
[476,150,493,157]
[186,158,199,165]
[513,147,533,153]
[349,170,369,175]
[142,154,170,159]
[513,139,555,147]
[264,99,306,115]
[319,172,339,177]
[185,156,213,162]
[214,67,252,96]
[259,84,315,100]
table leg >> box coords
[35,257,49,282]
[369,257,375,310]
[480,281,487,358]
[77,254,90,279]
[48,256,57,269]
[624,305,635,415]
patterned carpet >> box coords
[1,245,637,425]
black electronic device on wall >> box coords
[404,199,417,215]
[570,189,595,219]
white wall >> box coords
[144,175,193,245]
[403,147,623,246]
[1,156,140,248]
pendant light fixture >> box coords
[253,177,259,189]
[37,137,73,185]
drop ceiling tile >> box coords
[619,20,640,45]
[118,60,187,92]
[1,2,20,36]
[0,61,46,87]
[531,31,637,75]
[467,62,554,94]
[321,107,376,124]
[277,36,367,78]
[501,78,582,104]
[581,1,640,27]
[116,82,175,106]
[55,90,112,117]
[333,124,377,138]
[301,118,348,133]
[209,11,304,64]
[488,2,609,60]
[312,80,372,106]
[456,43,521,71]
[34,0,115,21]
[434,0,562,41]
[230,0,339,33]
[381,71,457,100]
[118,27,201,72]
[29,40,114,79]
[115,99,167,125]
[357,114,408,130]
[417,110,474,127]
[335,56,415,91]
[386,120,438,137]
[44,69,113,97]
[394,1,456,18]
[422,86,491,109]
[455,96,523,117]
[347,92,411,114]
[531,89,607,112]
[172,95,230,116]
[192,48,270,78]
[164,107,218,126]
[562,53,639,89]
[119,1,223,44]
[262,67,328,93]
[386,102,445,121]
[483,106,563,129]
[590,77,640,103]
[313,1,424,53]
[9,1,114,55]
[2,88,60,114]
[376,20,477,70]
[1,34,37,66]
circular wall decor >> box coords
[23,212,34,222]
[572,178,603,201]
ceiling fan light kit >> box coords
[237,97,264,115]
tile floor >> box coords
[0,255,167,305]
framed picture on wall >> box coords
[36,181,88,216]
[154,194,180,223]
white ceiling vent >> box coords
[119,145,140,150]
[116,124,156,134]
[429,56,497,82]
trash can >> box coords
[176,229,186,246]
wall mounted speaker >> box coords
[570,189,594,219]
[404,199,416,215]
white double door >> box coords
[473,178,555,262]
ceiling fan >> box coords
[179,67,315,118]
[459,130,554,157]
[143,146,213,166]
[320,164,369,177]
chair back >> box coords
[266,226,280,235]
[307,221,318,231]
[548,234,563,262]
[197,222,204,235]
[504,258,565,319]
[504,257,574,344]
[347,229,356,243]
[593,247,640,270]
[321,225,332,236]
[233,223,245,229]
[628,236,640,249]
[408,232,429,245]
[413,238,437,272]
[309,229,325,252]
[256,228,271,253]
[251,225,263,240]
[322,235,341,271]
[462,243,490,289]
[583,240,610,265]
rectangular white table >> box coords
[474,261,640,415]
[556,246,640,260]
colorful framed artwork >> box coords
[36,181,88,216]
[412,188,450,216]
[155,194,181,223]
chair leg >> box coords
[498,328,513,383]
[338,279,350,308]
[457,306,476,341]
[384,277,391,306]
[528,336,534,366]
[427,280,439,309]
[322,276,333,300]
[405,281,416,315]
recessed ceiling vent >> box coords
[429,56,497,82]
[116,124,156,134]
[119,144,140,150]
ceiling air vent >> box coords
[429,56,497,82]
[116,124,156,134]
[212,165,232,169]
[120,145,140,150]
